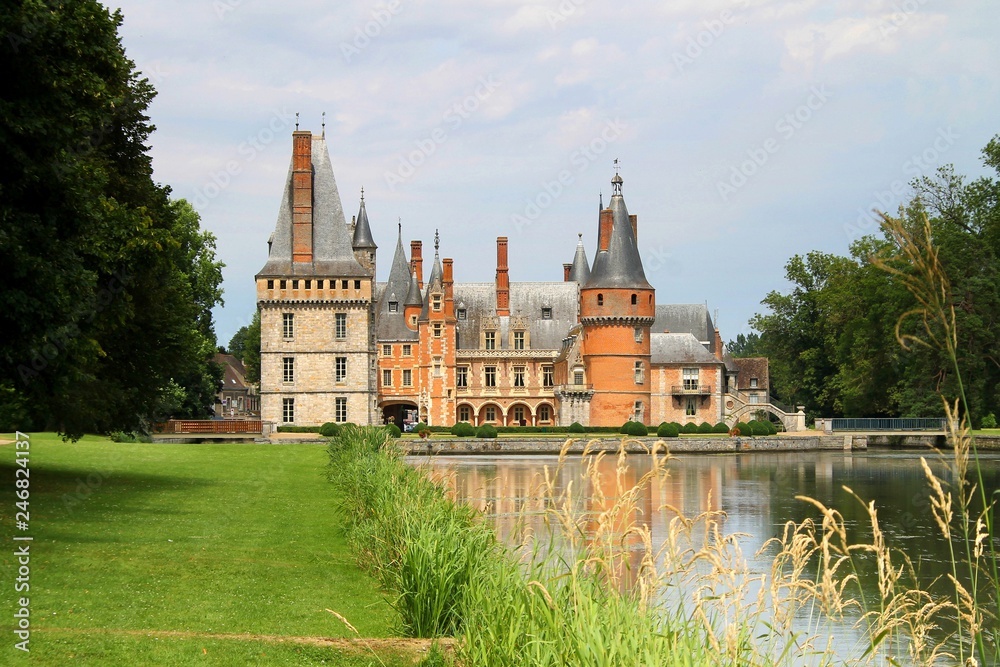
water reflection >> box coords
[413,449,1000,662]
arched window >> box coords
[597,294,604,306]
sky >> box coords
[109,0,1000,347]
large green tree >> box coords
[0,1,224,437]
[227,310,261,384]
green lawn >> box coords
[0,434,414,666]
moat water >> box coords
[412,449,1000,663]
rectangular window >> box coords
[280,279,287,289]
[433,357,442,377]
[354,280,361,290]
[459,405,471,422]
[402,344,411,356]
[335,313,347,339]
[341,280,348,289]
[513,406,525,424]
[539,404,551,421]
[485,406,496,422]
[283,313,294,339]
[305,279,311,289]
[750,377,758,388]
[543,366,554,388]
[513,331,525,350]
[634,361,644,384]
[389,301,398,313]
[282,398,294,423]
[634,327,643,343]
[541,307,552,320]
[335,397,347,423]
[432,294,442,311]
[513,366,525,388]
[685,396,697,416]
[456,366,468,388]
[457,308,467,320]
[749,393,760,404]
[485,366,497,388]
[267,279,274,289]
[336,357,347,383]
[634,401,644,422]
[683,368,699,390]
[292,279,299,289]
[382,344,392,356]
[382,369,392,387]
[316,279,324,289]
[485,331,496,350]
[283,357,294,384]
[573,369,584,385]
[433,323,443,338]
[402,369,412,387]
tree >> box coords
[0,2,224,437]
[228,311,261,384]
[727,332,763,357]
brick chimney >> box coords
[714,329,724,361]
[443,259,454,316]
[410,240,423,290]
[291,131,313,263]
[629,214,638,242]
[563,263,573,281]
[496,237,510,316]
[598,209,613,252]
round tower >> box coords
[579,172,655,426]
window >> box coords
[402,344,411,356]
[539,404,551,422]
[634,361,644,384]
[305,279,311,289]
[484,331,496,350]
[456,366,468,388]
[457,308,467,320]
[459,405,471,422]
[402,369,412,387]
[634,401,644,421]
[597,294,604,306]
[335,397,347,423]
[335,313,347,339]
[283,313,294,339]
[382,369,392,387]
[631,294,637,305]
[433,358,442,377]
[542,307,552,319]
[543,366,554,388]
[573,369,584,385]
[634,327,643,343]
[433,323,443,338]
[282,398,294,423]
[513,331,525,350]
[267,279,274,289]
[354,280,361,290]
[485,366,497,388]
[280,279,287,289]
[485,406,496,422]
[316,279,324,289]
[513,406,525,424]
[283,357,294,383]
[432,294,442,311]
[389,301,398,313]
[749,393,760,404]
[341,280,348,289]
[382,344,392,356]
[683,368,699,391]
[513,366,525,388]
[335,357,347,383]
[292,279,299,289]
[410,315,418,327]
[750,377,759,388]
[685,396,697,416]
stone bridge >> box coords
[725,390,806,432]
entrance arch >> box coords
[381,401,418,429]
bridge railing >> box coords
[829,417,946,432]
[154,419,263,434]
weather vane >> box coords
[613,158,621,174]
[321,111,326,137]
[295,112,299,131]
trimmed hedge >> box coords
[657,422,679,438]
[681,422,699,434]
[320,422,340,437]
[568,422,585,433]
[713,422,730,434]
[733,421,752,436]
[621,421,648,436]
[386,424,402,438]
[277,425,321,433]
[697,422,715,434]
[451,422,476,437]
[475,424,498,439]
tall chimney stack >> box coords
[598,209,613,252]
[291,131,313,263]
[563,263,573,281]
[410,240,423,290]
[629,214,638,242]
[496,237,510,316]
[443,258,454,316]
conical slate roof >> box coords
[404,269,423,306]
[257,135,367,277]
[352,192,377,250]
[585,174,651,290]
[376,226,417,341]
[419,239,444,321]
[568,234,590,283]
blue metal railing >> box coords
[829,418,946,432]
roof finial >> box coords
[434,229,440,254]
[611,159,623,195]
[398,217,402,235]
[613,158,621,174]
[599,190,603,210]
[578,232,583,242]
[295,112,299,131]
[321,111,326,137]
[360,186,365,202]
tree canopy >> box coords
[0,1,224,437]
[741,136,1000,425]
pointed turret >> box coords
[352,188,377,275]
[405,270,422,307]
[586,173,651,290]
[568,233,591,284]
[419,231,444,321]
[376,224,416,341]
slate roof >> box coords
[453,282,579,351]
[568,235,591,283]
[650,333,721,365]
[585,175,651,290]
[418,253,444,320]
[404,270,422,306]
[352,195,377,250]
[256,136,367,278]
[375,228,418,341]
[652,304,716,351]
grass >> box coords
[0,433,422,666]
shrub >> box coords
[698,422,715,434]
[734,421,752,437]
[619,422,631,434]
[750,420,771,436]
[386,424,402,438]
[623,421,648,436]
[568,422,585,433]
[681,422,699,434]
[982,412,998,429]
[450,422,476,437]
[319,422,340,437]
[657,422,679,438]
[413,422,428,433]
[475,424,498,439]
[713,422,730,434]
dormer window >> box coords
[457,308,467,320]
[485,331,496,350]
[597,294,604,306]
[542,307,552,319]
[750,378,758,388]
[432,294,442,312]
[513,331,525,350]
[389,301,398,313]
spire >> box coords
[599,191,604,211]
[585,171,651,290]
[568,233,591,283]
[376,223,417,341]
[419,231,444,320]
[404,269,423,306]
[352,187,377,250]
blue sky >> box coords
[111,0,1000,346]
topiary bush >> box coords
[450,422,476,437]
[657,422,679,438]
[624,421,648,436]
[475,424,498,439]
[751,420,771,436]
[386,424,402,438]
[734,421,752,437]
[681,422,699,434]
[982,413,998,429]
[698,422,715,434]
[413,422,428,433]
[568,422,585,433]
[713,422,730,434]
[620,422,631,434]
[320,422,340,437]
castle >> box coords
[255,130,799,430]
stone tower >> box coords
[579,172,655,426]
[415,233,457,426]
[255,130,377,427]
